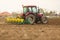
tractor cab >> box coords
[23,6,38,15]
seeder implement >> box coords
[5,17,30,24]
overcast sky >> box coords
[0,0,60,13]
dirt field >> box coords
[0,17,60,40]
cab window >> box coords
[23,7,27,13]
[32,7,37,13]
[28,7,32,12]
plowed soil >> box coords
[0,18,60,40]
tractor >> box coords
[21,5,48,24]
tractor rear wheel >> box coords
[26,14,35,24]
[41,16,48,24]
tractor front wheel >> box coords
[41,16,48,24]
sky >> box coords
[0,0,60,13]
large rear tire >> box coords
[41,16,48,24]
[26,14,35,24]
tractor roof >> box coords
[23,5,37,7]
